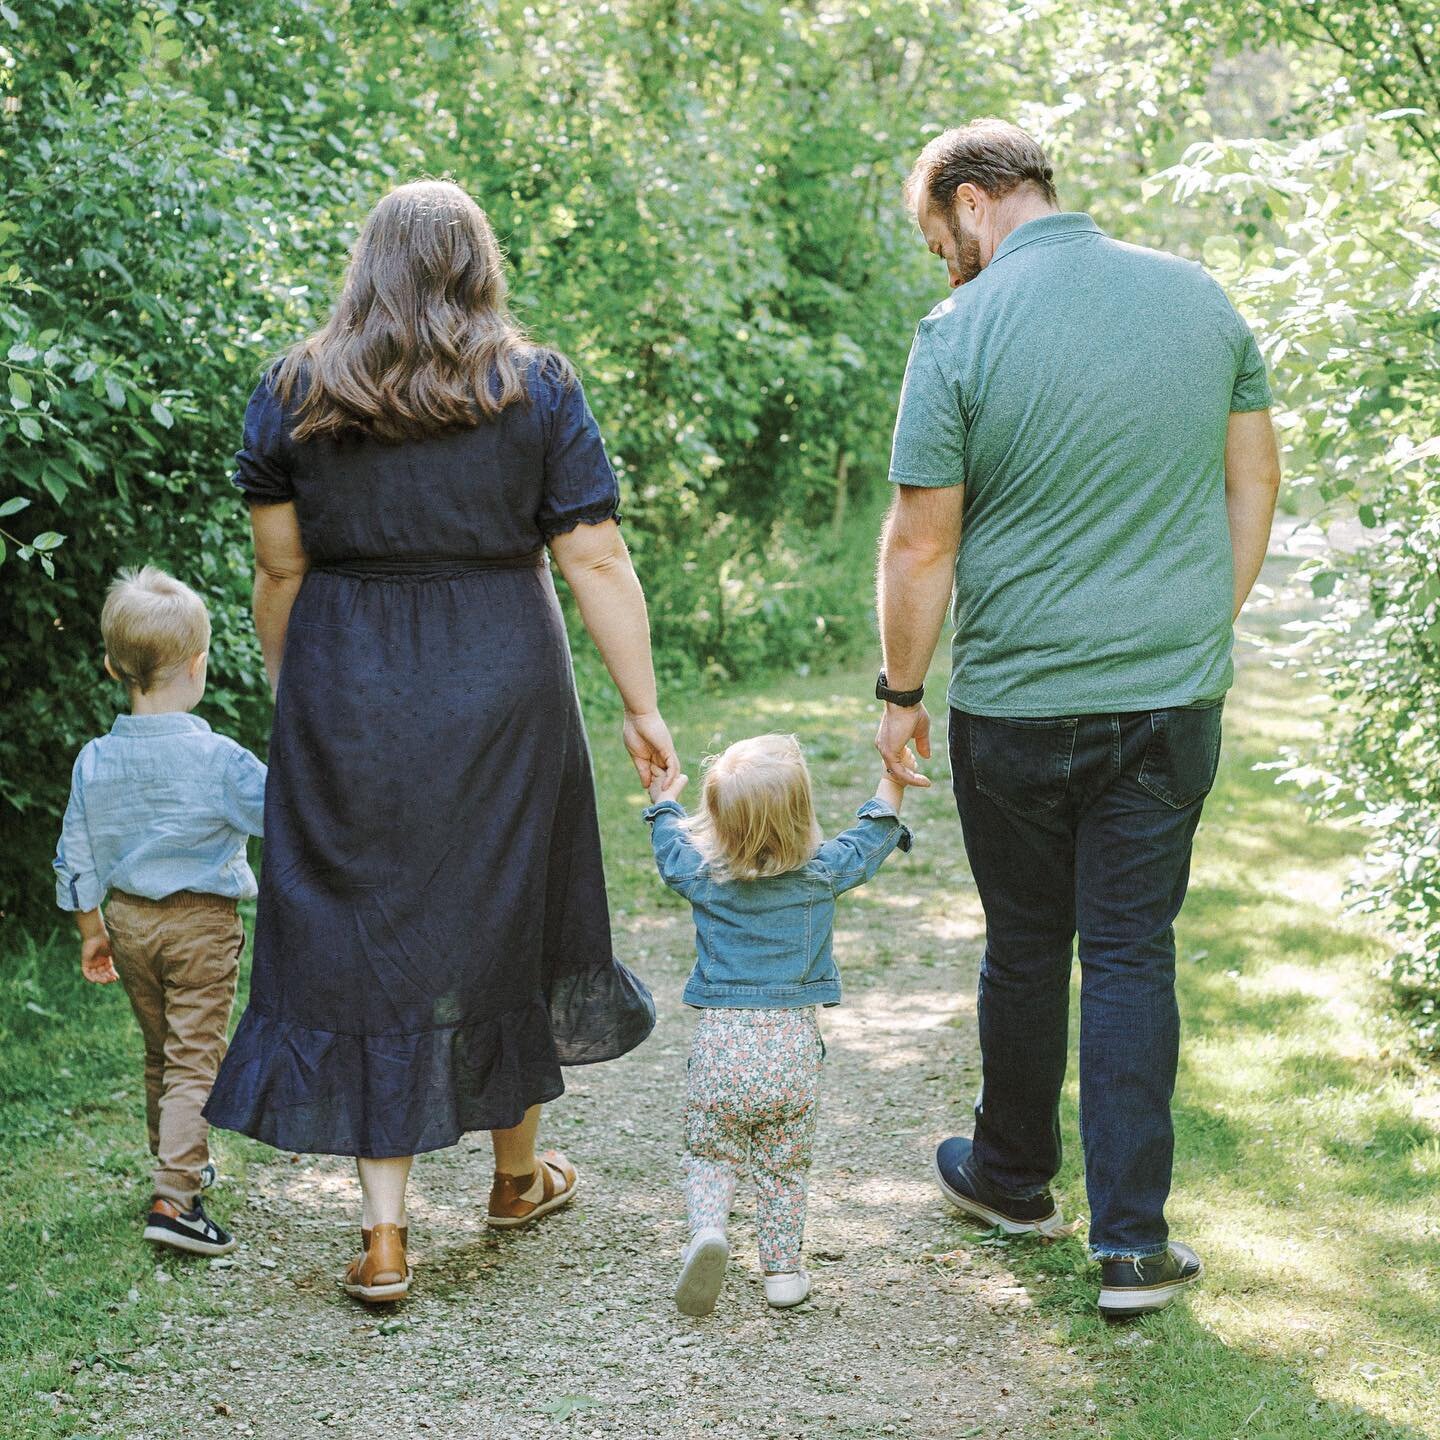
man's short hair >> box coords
[904,119,1058,215]
[101,565,211,693]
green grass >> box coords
[3,568,1437,1438]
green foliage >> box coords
[1154,112,1440,1040]
[0,0,1011,921]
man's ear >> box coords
[189,649,208,679]
[103,653,120,683]
[951,182,983,223]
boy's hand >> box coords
[80,932,118,985]
[648,771,689,805]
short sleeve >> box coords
[1230,315,1273,413]
[538,375,622,538]
[233,371,296,505]
[888,324,968,488]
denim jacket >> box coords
[643,796,912,1009]
[54,713,266,912]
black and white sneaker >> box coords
[199,1162,217,1191]
[1097,1241,1203,1320]
[143,1198,238,1257]
[933,1136,1069,1238]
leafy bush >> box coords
[1155,120,1440,1043]
[0,0,1013,923]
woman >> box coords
[204,179,678,1303]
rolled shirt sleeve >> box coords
[54,759,102,912]
[888,323,968,488]
[814,797,913,897]
[643,799,707,896]
[223,747,268,838]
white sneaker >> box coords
[764,1270,810,1308]
[674,1227,729,1317]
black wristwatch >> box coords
[876,671,925,708]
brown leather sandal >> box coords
[342,1221,411,1303]
[486,1149,579,1228]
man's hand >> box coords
[81,931,118,985]
[623,709,680,791]
[648,771,689,805]
[875,702,933,788]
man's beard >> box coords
[950,220,984,285]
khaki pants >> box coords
[105,891,244,1208]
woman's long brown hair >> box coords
[274,179,572,442]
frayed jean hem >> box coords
[1090,1245,1168,1264]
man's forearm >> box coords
[1227,485,1276,620]
[878,540,954,690]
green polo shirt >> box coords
[888,212,1272,717]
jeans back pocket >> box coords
[1137,702,1224,809]
[965,714,1078,816]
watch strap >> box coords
[876,671,925,708]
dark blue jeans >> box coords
[949,702,1223,1260]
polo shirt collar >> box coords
[991,211,1102,267]
[111,712,212,736]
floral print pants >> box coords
[683,1006,824,1273]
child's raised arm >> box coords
[813,784,913,897]
[643,776,707,896]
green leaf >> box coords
[539,1396,602,1421]
[0,5,18,30]
[18,416,41,441]
[104,375,126,410]
[40,470,67,504]
[1311,571,1339,598]
[151,401,174,429]
[30,531,64,552]
[40,553,54,578]
[9,371,32,404]
[0,496,29,518]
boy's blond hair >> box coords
[681,733,823,883]
[101,565,211,693]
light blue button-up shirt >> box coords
[53,713,266,912]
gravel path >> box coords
[88,796,1085,1439]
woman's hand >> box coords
[623,709,679,791]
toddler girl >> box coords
[643,733,912,1315]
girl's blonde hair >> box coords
[274,178,574,443]
[681,734,823,882]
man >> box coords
[874,119,1280,1319]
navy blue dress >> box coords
[204,360,654,1158]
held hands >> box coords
[877,749,919,813]
[648,770,689,805]
[80,931,118,985]
[875,700,933,789]
[623,709,680,793]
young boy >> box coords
[53,566,266,1256]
